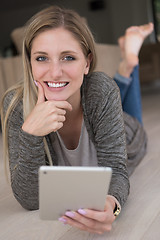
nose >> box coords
[49,60,62,79]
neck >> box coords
[58,89,83,146]
[66,89,82,120]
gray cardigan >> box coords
[4,72,130,210]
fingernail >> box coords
[58,217,67,224]
[78,209,86,215]
[65,211,75,218]
[34,80,38,86]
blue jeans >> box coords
[114,65,142,124]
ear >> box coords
[84,53,93,75]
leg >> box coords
[122,65,143,124]
[114,66,142,124]
[114,73,132,103]
[115,23,154,124]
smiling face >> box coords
[30,27,91,102]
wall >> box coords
[0,0,154,55]
[104,0,155,44]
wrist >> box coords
[113,203,121,217]
[107,195,121,217]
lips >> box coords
[46,82,69,88]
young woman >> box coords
[0,6,152,234]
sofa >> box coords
[0,26,121,102]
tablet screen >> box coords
[39,166,112,220]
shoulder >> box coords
[81,71,120,105]
[2,89,16,107]
[81,72,123,130]
[2,87,23,117]
[84,71,118,89]
[82,71,119,97]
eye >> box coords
[36,56,47,62]
[63,56,75,61]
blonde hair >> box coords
[1,5,97,170]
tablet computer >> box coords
[39,166,112,221]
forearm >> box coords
[98,148,129,207]
[96,85,130,207]
[9,127,46,210]
[108,169,129,208]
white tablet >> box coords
[39,166,112,221]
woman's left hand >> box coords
[58,196,117,234]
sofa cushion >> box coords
[95,43,121,77]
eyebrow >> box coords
[33,51,48,55]
[33,50,78,55]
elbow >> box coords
[12,187,39,211]
[14,193,39,210]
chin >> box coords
[45,93,67,101]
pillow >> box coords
[11,26,25,54]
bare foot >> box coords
[118,22,154,77]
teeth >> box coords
[47,82,67,88]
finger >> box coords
[52,114,66,123]
[60,215,110,234]
[44,114,66,132]
[71,211,113,232]
[65,211,102,230]
[52,122,64,132]
[77,208,115,223]
[56,108,66,116]
[53,101,72,112]
[36,81,45,104]
[59,216,103,234]
[44,101,72,115]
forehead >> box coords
[31,27,82,52]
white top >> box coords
[51,120,98,167]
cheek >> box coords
[31,63,38,79]
[31,64,47,80]
[67,63,87,79]
[68,69,84,83]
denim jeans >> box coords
[114,65,142,124]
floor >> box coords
[0,89,160,240]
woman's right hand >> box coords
[22,82,72,136]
